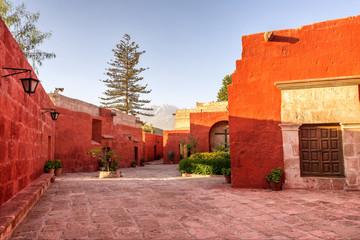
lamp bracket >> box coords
[41,108,56,114]
[2,67,32,78]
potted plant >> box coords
[221,168,231,183]
[54,159,63,175]
[87,147,121,171]
[87,147,122,178]
[44,160,55,173]
[140,158,146,166]
[266,167,282,191]
[131,160,138,167]
[169,151,174,164]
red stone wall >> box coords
[54,105,145,171]
[189,112,228,152]
[0,18,56,205]
[163,130,189,164]
[228,16,360,188]
[111,124,144,168]
[142,132,163,162]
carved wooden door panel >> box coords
[299,124,344,177]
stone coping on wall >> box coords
[274,75,360,90]
[0,173,54,240]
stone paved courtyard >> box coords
[10,161,360,240]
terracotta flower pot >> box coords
[269,181,281,191]
[55,168,62,176]
[47,169,55,174]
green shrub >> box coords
[179,152,230,175]
[221,168,231,176]
[266,167,282,183]
[44,160,55,172]
[54,159,62,169]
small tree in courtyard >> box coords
[142,122,155,133]
[100,34,153,116]
[217,74,232,102]
[87,148,120,171]
[180,135,198,157]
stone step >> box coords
[0,173,54,240]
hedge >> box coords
[179,152,230,175]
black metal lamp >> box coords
[128,136,132,141]
[2,67,40,95]
[42,108,60,121]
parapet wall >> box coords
[49,93,100,117]
[174,101,228,130]
[50,93,141,128]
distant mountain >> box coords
[140,104,179,130]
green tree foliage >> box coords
[216,74,232,102]
[141,122,155,133]
[0,0,56,71]
[180,135,198,155]
[100,34,153,116]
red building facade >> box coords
[142,132,163,162]
[51,93,163,171]
[0,19,56,204]
[228,16,360,190]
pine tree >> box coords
[100,34,153,116]
[217,74,232,102]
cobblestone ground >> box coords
[10,161,360,240]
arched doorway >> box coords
[209,121,229,152]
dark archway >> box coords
[209,121,229,152]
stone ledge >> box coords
[0,173,54,240]
[181,173,223,178]
[98,170,122,178]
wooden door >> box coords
[134,147,138,162]
[154,145,157,160]
[299,124,344,177]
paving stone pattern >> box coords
[10,162,360,240]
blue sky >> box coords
[12,0,360,109]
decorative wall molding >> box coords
[275,75,360,90]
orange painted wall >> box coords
[54,106,144,171]
[189,112,228,152]
[142,132,163,161]
[163,130,189,164]
[0,18,56,205]
[228,16,360,188]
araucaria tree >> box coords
[100,34,153,116]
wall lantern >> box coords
[41,108,60,121]
[157,141,160,144]
[128,136,132,141]
[2,67,40,95]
